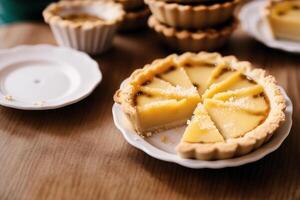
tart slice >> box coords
[181,103,224,143]
[177,52,221,95]
[158,65,194,89]
[183,62,215,95]
[135,93,200,134]
[266,0,300,42]
[204,99,266,139]
[140,77,183,96]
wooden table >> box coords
[0,22,299,200]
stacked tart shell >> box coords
[145,0,241,52]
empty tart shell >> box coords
[148,15,238,52]
[116,0,145,11]
[119,7,151,32]
[145,0,240,29]
[43,0,125,55]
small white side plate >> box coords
[112,86,293,169]
[0,45,102,110]
[239,0,300,53]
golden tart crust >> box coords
[145,0,240,29]
[114,52,286,160]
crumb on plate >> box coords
[146,132,152,137]
[4,95,13,101]
[34,101,46,106]
[160,135,168,144]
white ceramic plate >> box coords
[0,45,102,110]
[112,84,293,169]
[239,0,300,53]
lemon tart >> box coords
[114,52,286,160]
[266,0,300,41]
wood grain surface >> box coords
[0,22,299,200]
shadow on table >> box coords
[0,83,108,138]
[125,126,299,199]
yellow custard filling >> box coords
[268,0,300,41]
[61,13,103,24]
[130,56,270,143]
[182,104,224,143]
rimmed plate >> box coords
[0,44,102,110]
[239,0,300,53]
[112,83,293,169]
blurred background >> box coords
[0,0,252,25]
[0,0,57,24]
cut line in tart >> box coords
[213,85,269,114]
[114,52,286,160]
